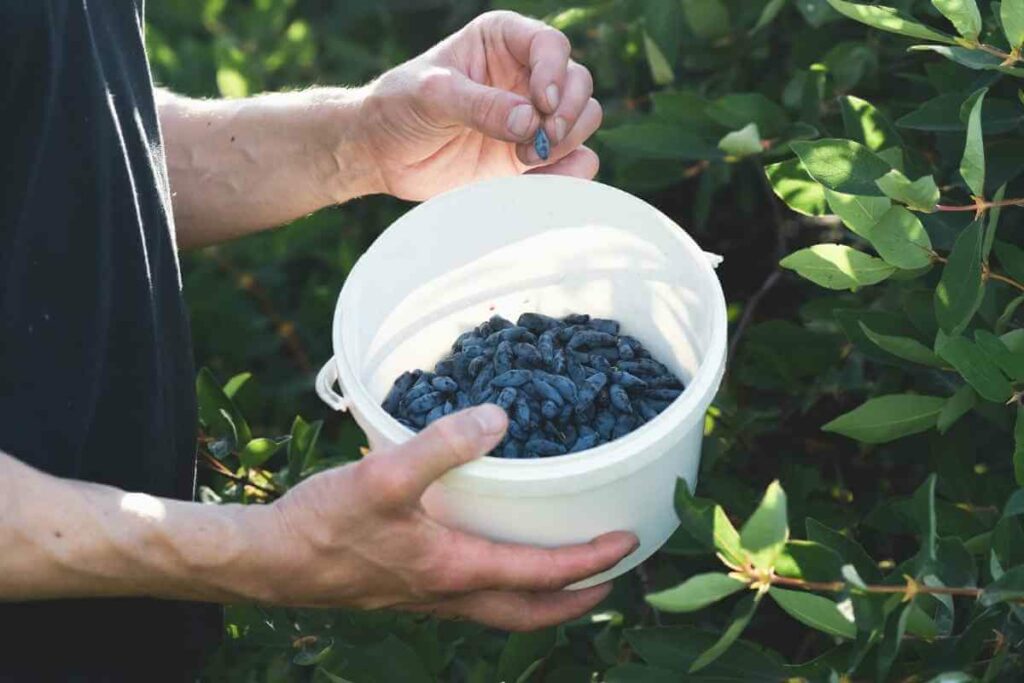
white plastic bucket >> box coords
[316,175,727,588]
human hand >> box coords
[353,10,602,201]
[253,404,636,631]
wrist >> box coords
[308,86,387,202]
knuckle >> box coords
[356,455,410,504]
[572,63,594,92]
[414,68,453,102]
[542,27,572,55]
[430,418,476,461]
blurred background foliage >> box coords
[147,0,1024,680]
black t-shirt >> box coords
[0,2,221,679]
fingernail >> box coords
[554,116,567,144]
[546,84,560,110]
[471,404,507,436]
[506,104,534,137]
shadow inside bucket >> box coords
[353,223,710,405]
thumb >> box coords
[448,73,541,144]
[376,404,508,502]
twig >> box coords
[635,561,663,627]
[932,254,1024,294]
[770,574,985,598]
[936,198,1024,212]
[726,173,790,368]
[727,270,782,367]
[206,249,312,373]
[199,449,280,499]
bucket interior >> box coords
[337,177,723,425]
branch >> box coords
[936,198,1024,213]
[206,249,312,373]
[972,42,1023,66]
[932,254,1024,294]
[770,574,985,599]
[199,449,280,499]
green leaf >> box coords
[797,0,842,26]
[859,322,945,367]
[780,244,896,290]
[765,159,828,216]
[825,0,958,43]
[980,565,1024,605]
[650,91,721,132]
[707,93,790,138]
[718,123,763,157]
[937,385,977,434]
[681,0,731,39]
[774,541,844,582]
[768,588,856,639]
[909,44,1006,70]
[898,93,1023,133]
[935,220,985,335]
[603,664,678,682]
[196,367,252,445]
[930,0,982,41]
[864,205,934,269]
[623,627,786,679]
[960,88,987,197]
[994,239,1024,283]
[216,66,248,98]
[983,184,1007,259]
[876,602,913,679]
[674,480,745,567]
[497,629,556,683]
[1016,405,1024,486]
[839,96,900,151]
[646,573,747,612]
[739,481,789,568]
[996,294,1024,334]
[223,372,252,399]
[752,0,789,33]
[791,138,892,195]
[935,332,1013,403]
[874,170,940,212]
[911,474,938,562]
[642,32,675,85]
[597,124,722,160]
[822,394,947,443]
[240,437,286,469]
[287,416,323,486]
[690,594,761,672]
[824,189,891,237]
[806,518,882,582]
[1005,329,1024,353]
[1002,0,1024,48]
[974,330,1024,381]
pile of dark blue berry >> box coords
[381,312,685,458]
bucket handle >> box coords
[315,357,350,412]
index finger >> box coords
[489,11,571,113]
[443,530,639,593]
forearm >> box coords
[158,87,382,249]
[0,450,272,603]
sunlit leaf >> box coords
[780,244,895,290]
[822,394,946,443]
[825,0,957,43]
[791,139,891,195]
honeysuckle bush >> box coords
[149,0,1024,680]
